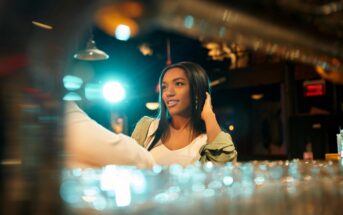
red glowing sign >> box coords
[303,80,326,97]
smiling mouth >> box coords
[166,100,178,107]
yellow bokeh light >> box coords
[95,3,142,38]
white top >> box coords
[146,120,207,166]
[64,102,155,169]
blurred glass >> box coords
[58,160,343,215]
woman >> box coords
[132,61,237,165]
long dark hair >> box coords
[147,61,211,151]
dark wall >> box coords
[289,115,343,159]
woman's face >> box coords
[161,67,191,117]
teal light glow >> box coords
[63,75,83,90]
[102,81,126,103]
[63,92,82,101]
[85,83,102,100]
[184,15,194,28]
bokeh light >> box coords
[63,92,82,101]
[115,24,131,41]
[102,81,126,103]
[63,75,83,90]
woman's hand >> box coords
[201,92,222,143]
[201,92,215,122]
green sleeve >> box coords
[131,116,154,147]
[199,131,237,164]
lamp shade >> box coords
[74,39,109,61]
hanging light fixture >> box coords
[74,34,109,61]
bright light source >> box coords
[145,102,159,110]
[115,24,131,41]
[102,81,126,103]
[228,124,235,131]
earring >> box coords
[195,96,198,110]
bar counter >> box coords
[60,160,343,215]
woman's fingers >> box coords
[205,92,212,109]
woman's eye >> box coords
[176,82,184,86]
[161,85,166,91]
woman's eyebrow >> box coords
[172,77,186,82]
[162,77,186,84]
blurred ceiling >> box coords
[1,0,343,93]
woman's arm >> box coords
[200,93,237,163]
[201,92,222,143]
[64,102,155,168]
[199,132,237,163]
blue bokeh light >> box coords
[63,92,82,101]
[184,15,194,29]
[115,25,131,41]
[102,81,126,103]
[63,75,83,90]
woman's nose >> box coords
[165,86,175,96]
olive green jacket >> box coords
[131,116,237,164]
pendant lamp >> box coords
[74,34,109,61]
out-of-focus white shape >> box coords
[130,171,147,194]
[63,75,83,90]
[102,81,126,103]
[115,24,131,41]
[63,92,82,101]
[223,176,234,186]
[145,102,159,110]
[100,167,131,207]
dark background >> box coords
[1,0,343,162]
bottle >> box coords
[303,141,313,160]
[337,129,343,158]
